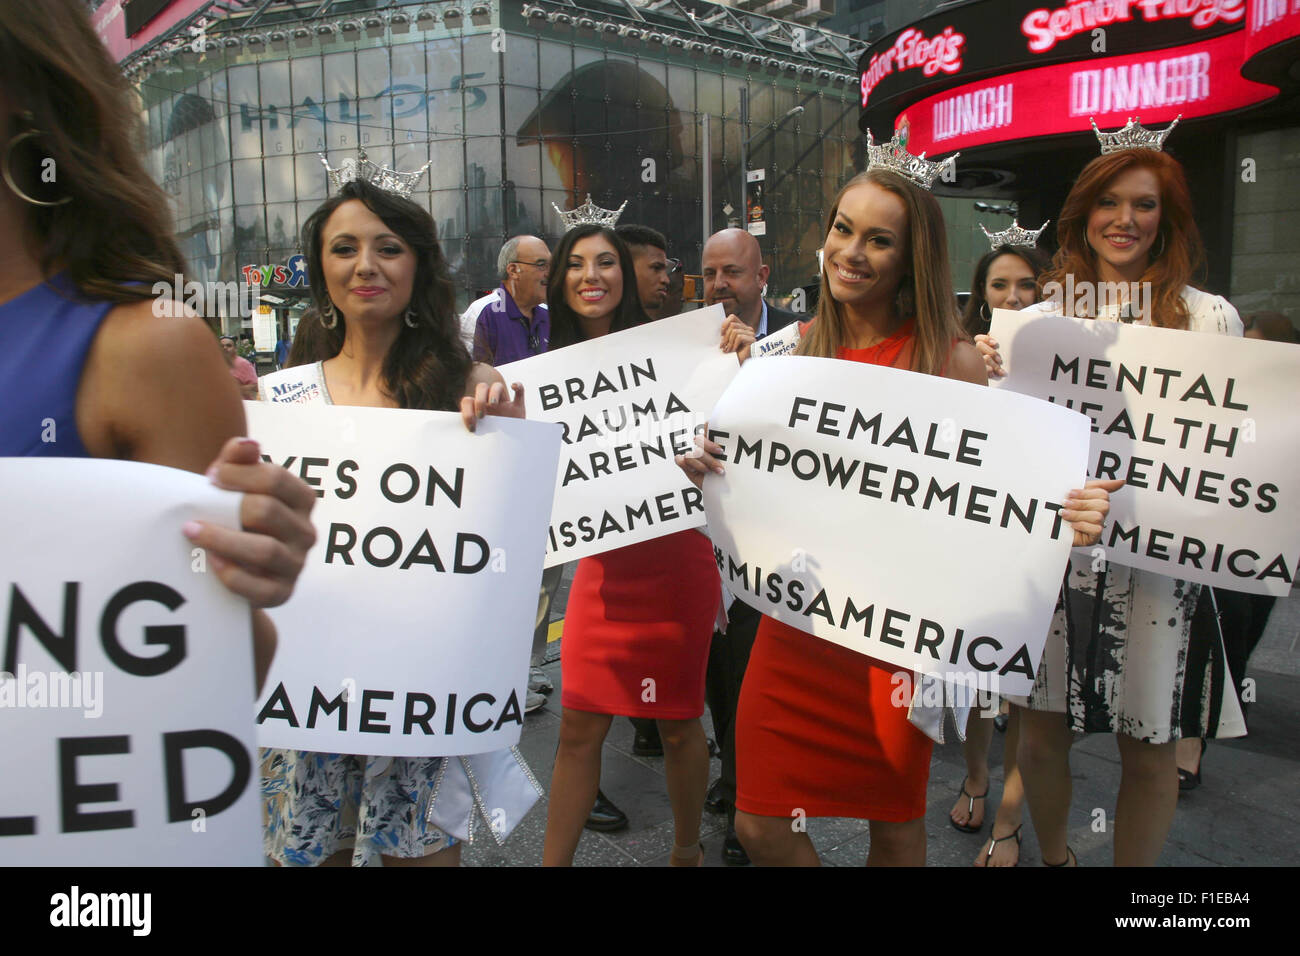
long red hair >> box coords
[1043,149,1204,329]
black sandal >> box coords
[1044,846,1076,867]
[1178,738,1206,792]
[976,825,1021,867]
[949,777,988,834]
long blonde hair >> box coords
[798,169,965,376]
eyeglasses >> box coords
[666,257,682,275]
[511,259,551,270]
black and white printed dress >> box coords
[1015,287,1248,744]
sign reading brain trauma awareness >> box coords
[0,459,259,865]
[702,356,1091,697]
[989,310,1300,596]
[500,305,741,567]
[246,403,560,757]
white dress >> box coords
[256,363,543,865]
[1014,287,1248,743]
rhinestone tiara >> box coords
[552,194,628,232]
[866,130,958,191]
[979,219,1050,250]
[320,147,432,200]
[1090,115,1181,154]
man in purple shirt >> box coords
[461,235,551,365]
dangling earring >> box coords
[2,113,72,207]
[404,308,418,329]
[320,301,338,329]
[1151,232,1166,259]
[979,301,991,323]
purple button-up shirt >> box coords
[468,285,550,365]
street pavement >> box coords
[463,574,1300,867]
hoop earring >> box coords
[320,301,338,329]
[979,301,991,323]
[2,122,72,208]
[1151,232,1166,259]
[895,275,915,317]
[404,308,418,329]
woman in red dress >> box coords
[678,166,1115,865]
[542,224,721,866]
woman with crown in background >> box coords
[257,152,539,867]
[977,116,1248,866]
[677,135,1116,866]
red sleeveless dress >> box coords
[561,530,721,719]
[734,320,934,822]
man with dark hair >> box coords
[219,334,258,399]
[616,224,671,319]
[460,235,551,364]
[700,227,800,865]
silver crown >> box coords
[866,130,958,191]
[979,219,1050,250]
[551,193,628,232]
[1090,115,1181,154]
[320,147,432,200]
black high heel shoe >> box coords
[1177,738,1207,792]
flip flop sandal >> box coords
[1044,846,1077,867]
[976,824,1021,867]
[949,777,988,834]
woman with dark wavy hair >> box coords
[258,177,530,867]
[977,143,1246,866]
[0,2,315,690]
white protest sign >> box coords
[246,403,561,756]
[0,459,259,865]
[989,310,1300,595]
[702,356,1091,697]
[500,305,740,566]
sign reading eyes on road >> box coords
[501,305,741,567]
[0,459,260,865]
[701,355,1091,697]
[246,402,561,756]
[990,309,1300,595]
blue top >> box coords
[0,276,115,457]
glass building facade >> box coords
[125,0,865,329]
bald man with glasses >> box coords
[461,235,552,365]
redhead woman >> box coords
[977,134,1247,866]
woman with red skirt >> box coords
[678,158,1115,865]
[541,223,723,866]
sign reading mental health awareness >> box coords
[245,403,561,756]
[989,310,1300,596]
[500,305,740,567]
[0,459,259,865]
[702,356,1091,696]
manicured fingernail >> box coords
[206,465,220,483]
[714,465,725,475]
[182,520,202,538]
[237,437,258,450]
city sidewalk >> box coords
[463,580,1299,867]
